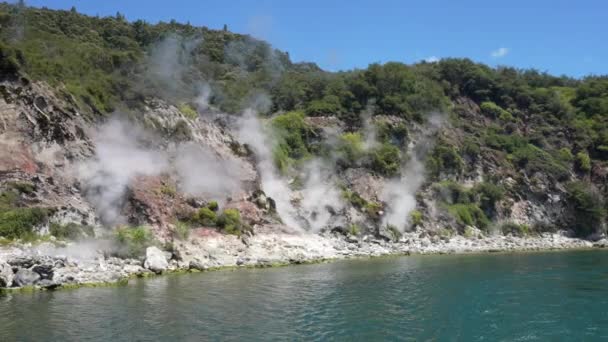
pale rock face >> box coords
[144,246,169,274]
[13,268,40,287]
[0,261,14,287]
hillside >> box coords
[0,2,607,288]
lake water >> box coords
[2,250,608,341]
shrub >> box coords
[427,144,463,177]
[348,224,361,235]
[179,103,198,120]
[575,152,591,172]
[193,207,218,226]
[386,224,402,241]
[448,204,490,230]
[433,181,472,204]
[304,95,342,116]
[49,223,94,240]
[0,207,49,240]
[410,210,423,226]
[510,144,569,180]
[7,181,35,194]
[557,148,574,163]
[271,111,313,172]
[472,182,504,217]
[336,132,365,165]
[369,143,401,176]
[377,122,408,148]
[172,120,192,140]
[207,201,219,211]
[172,221,190,240]
[217,208,249,236]
[480,101,511,119]
[115,226,156,258]
[565,181,605,237]
[500,222,530,236]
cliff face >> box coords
[0,72,604,247]
[0,4,607,253]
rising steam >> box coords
[380,113,445,231]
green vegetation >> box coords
[271,111,313,173]
[575,152,591,172]
[0,186,49,240]
[0,207,48,240]
[448,204,490,230]
[217,208,249,236]
[190,202,249,236]
[172,221,190,240]
[336,132,365,165]
[178,103,198,120]
[480,101,512,120]
[433,180,504,231]
[565,181,605,237]
[500,222,530,237]
[410,210,423,227]
[49,222,94,240]
[369,143,401,176]
[115,226,157,257]
[341,189,382,219]
[192,207,218,226]
[348,224,361,236]
[0,4,607,235]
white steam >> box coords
[78,119,168,225]
[173,143,241,200]
[79,118,243,226]
[299,159,345,231]
[380,113,445,231]
[236,109,302,230]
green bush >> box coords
[179,103,198,120]
[448,204,490,230]
[500,222,530,236]
[369,143,401,176]
[472,182,504,217]
[427,144,463,177]
[217,208,249,236]
[193,207,218,226]
[480,101,511,119]
[510,144,569,180]
[336,132,365,165]
[377,122,408,148]
[49,222,94,240]
[304,95,342,116]
[115,226,156,258]
[433,181,472,204]
[271,111,313,173]
[0,207,49,240]
[348,224,361,236]
[565,181,605,237]
[172,221,190,240]
[410,210,423,226]
[207,201,219,211]
[575,152,591,172]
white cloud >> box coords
[424,56,439,63]
[491,47,509,58]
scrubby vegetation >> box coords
[49,223,94,240]
[0,3,607,238]
[115,226,157,258]
[190,202,249,236]
[0,185,49,241]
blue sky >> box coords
[25,0,607,77]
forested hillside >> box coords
[0,2,607,240]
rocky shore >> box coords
[0,228,602,292]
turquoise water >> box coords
[2,250,608,341]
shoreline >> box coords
[1,231,605,293]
